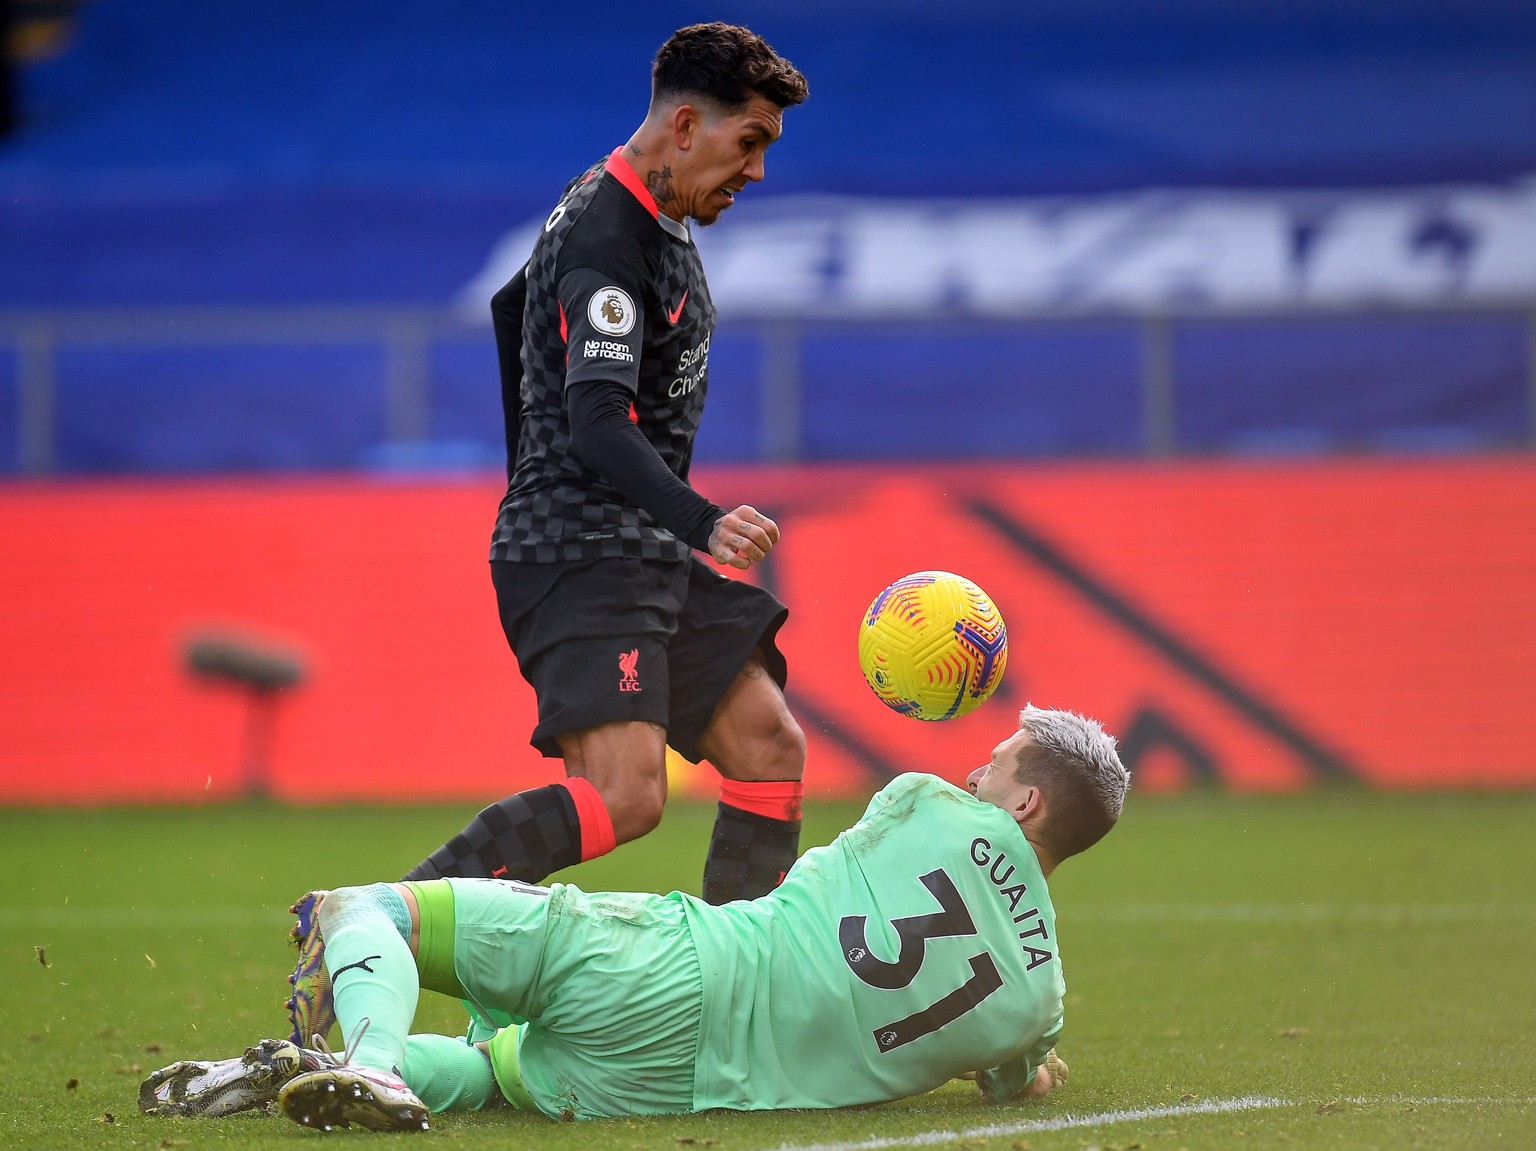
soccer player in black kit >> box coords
[285,24,812,1045]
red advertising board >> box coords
[1,459,1533,804]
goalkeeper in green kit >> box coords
[141,705,1128,1130]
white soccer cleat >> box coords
[139,1037,318,1117]
[278,1065,429,1132]
[276,1017,428,1132]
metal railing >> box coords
[2,302,1533,474]
[0,306,485,474]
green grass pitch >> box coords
[2,788,1533,1150]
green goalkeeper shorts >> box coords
[405,877,704,1119]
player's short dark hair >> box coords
[651,23,808,112]
[1011,705,1130,863]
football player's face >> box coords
[967,728,1034,815]
[681,95,782,225]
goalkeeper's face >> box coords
[966,728,1037,823]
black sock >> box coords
[702,803,801,904]
[400,784,582,883]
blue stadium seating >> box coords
[1,0,1532,472]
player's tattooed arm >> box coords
[646,165,678,210]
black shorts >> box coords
[491,557,789,763]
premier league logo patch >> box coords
[588,287,636,337]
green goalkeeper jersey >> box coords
[683,772,1065,1110]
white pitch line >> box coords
[763,1095,1290,1151]
[760,1093,1536,1151]
[1069,902,1536,924]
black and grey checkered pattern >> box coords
[491,153,718,563]
[399,784,580,882]
[701,803,802,904]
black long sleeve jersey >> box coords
[489,148,727,564]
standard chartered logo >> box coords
[669,334,710,398]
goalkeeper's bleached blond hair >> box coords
[1012,704,1130,862]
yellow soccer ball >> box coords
[857,571,1008,721]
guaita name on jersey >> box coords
[970,837,1054,971]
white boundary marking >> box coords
[760,1094,1536,1151]
[1071,903,1536,924]
[762,1096,1288,1151]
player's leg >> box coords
[486,885,704,1118]
[285,879,548,1123]
[314,884,419,1070]
[553,718,669,840]
[397,710,663,885]
[150,885,432,1129]
[354,881,504,1116]
[309,884,423,1128]
[409,876,595,1117]
[697,655,806,901]
[148,883,508,1125]
[400,1033,501,1111]
[398,773,617,884]
[399,558,684,883]
[667,563,805,903]
[277,883,430,1131]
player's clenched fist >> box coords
[709,505,780,569]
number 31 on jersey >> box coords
[839,868,1005,1052]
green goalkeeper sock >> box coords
[402,1034,498,1112]
[317,883,418,1076]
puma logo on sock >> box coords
[331,955,383,980]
